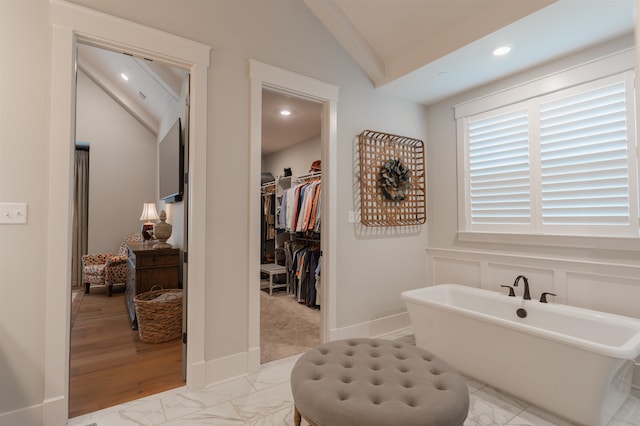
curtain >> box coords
[72,146,89,288]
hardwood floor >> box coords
[69,287,184,419]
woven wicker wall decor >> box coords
[358,130,426,227]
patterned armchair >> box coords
[82,233,143,296]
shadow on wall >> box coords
[0,327,41,424]
[352,135,423,238]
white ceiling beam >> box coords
[303,0,386,84]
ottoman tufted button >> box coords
[340,375,353,384]
[291,338,469,426]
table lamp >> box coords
[139,202,159,241]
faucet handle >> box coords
[540,292,556,303]
[500,285,516,297]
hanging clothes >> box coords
[284,240,320,307]
[261,185,276,240]
[281,180,321,235]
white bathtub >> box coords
[401,284,640,426]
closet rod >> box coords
[295,171,321,182]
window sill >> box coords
[456,231,640,252]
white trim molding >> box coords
[426,247,640,316]
[248,60,339,374]
[330,312,412,341]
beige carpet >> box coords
[260,290,320,363]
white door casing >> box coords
[47,2,210,424]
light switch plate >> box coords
[0,203,28,224]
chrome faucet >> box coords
[513,275,531,300]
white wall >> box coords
[0,1,50,421]
[76,70,157,254]
[262,135,321,180]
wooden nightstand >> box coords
[126,241,180,329]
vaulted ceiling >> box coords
[305,0,635,104]
[76,0,635,152]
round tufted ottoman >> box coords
[290,338,469,426]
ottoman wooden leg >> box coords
[294,405,301,426]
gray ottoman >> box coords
[290,338,469,426]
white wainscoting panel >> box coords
[567,272,640,318]
[433,257,481,287]
[427,248,640,317]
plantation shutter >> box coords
[468,109,531,225]
[539,81,630,227]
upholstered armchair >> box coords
[82,233,143,296]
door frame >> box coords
[248,60,339,372]
[45,2,210,424]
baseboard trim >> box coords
[205,351,248,386]
[0,402,42,426]
[247,346,261,374]
[330,311,411,341]
[187,359,207,391]
[42,395,66,426]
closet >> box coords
[260,88,322,364]
[260,171,322,303]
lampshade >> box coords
[139,202,159,223]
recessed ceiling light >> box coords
[493,46,511,56]
[280,110,291,116]
[120,72,129,81]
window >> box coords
[458,71,638,238]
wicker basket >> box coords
[134,286,183,343]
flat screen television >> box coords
[159,117,184,203]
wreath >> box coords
[380,158,411,201]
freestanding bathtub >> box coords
[401,284,640,426]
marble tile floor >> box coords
[68,330,640,426]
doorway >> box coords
[69,42,189,417]
[248,60,339,373]
[47,6,210,423]
[259,89,322,363]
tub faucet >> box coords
[513,275,531,300]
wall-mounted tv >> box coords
[159,117,184,203]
